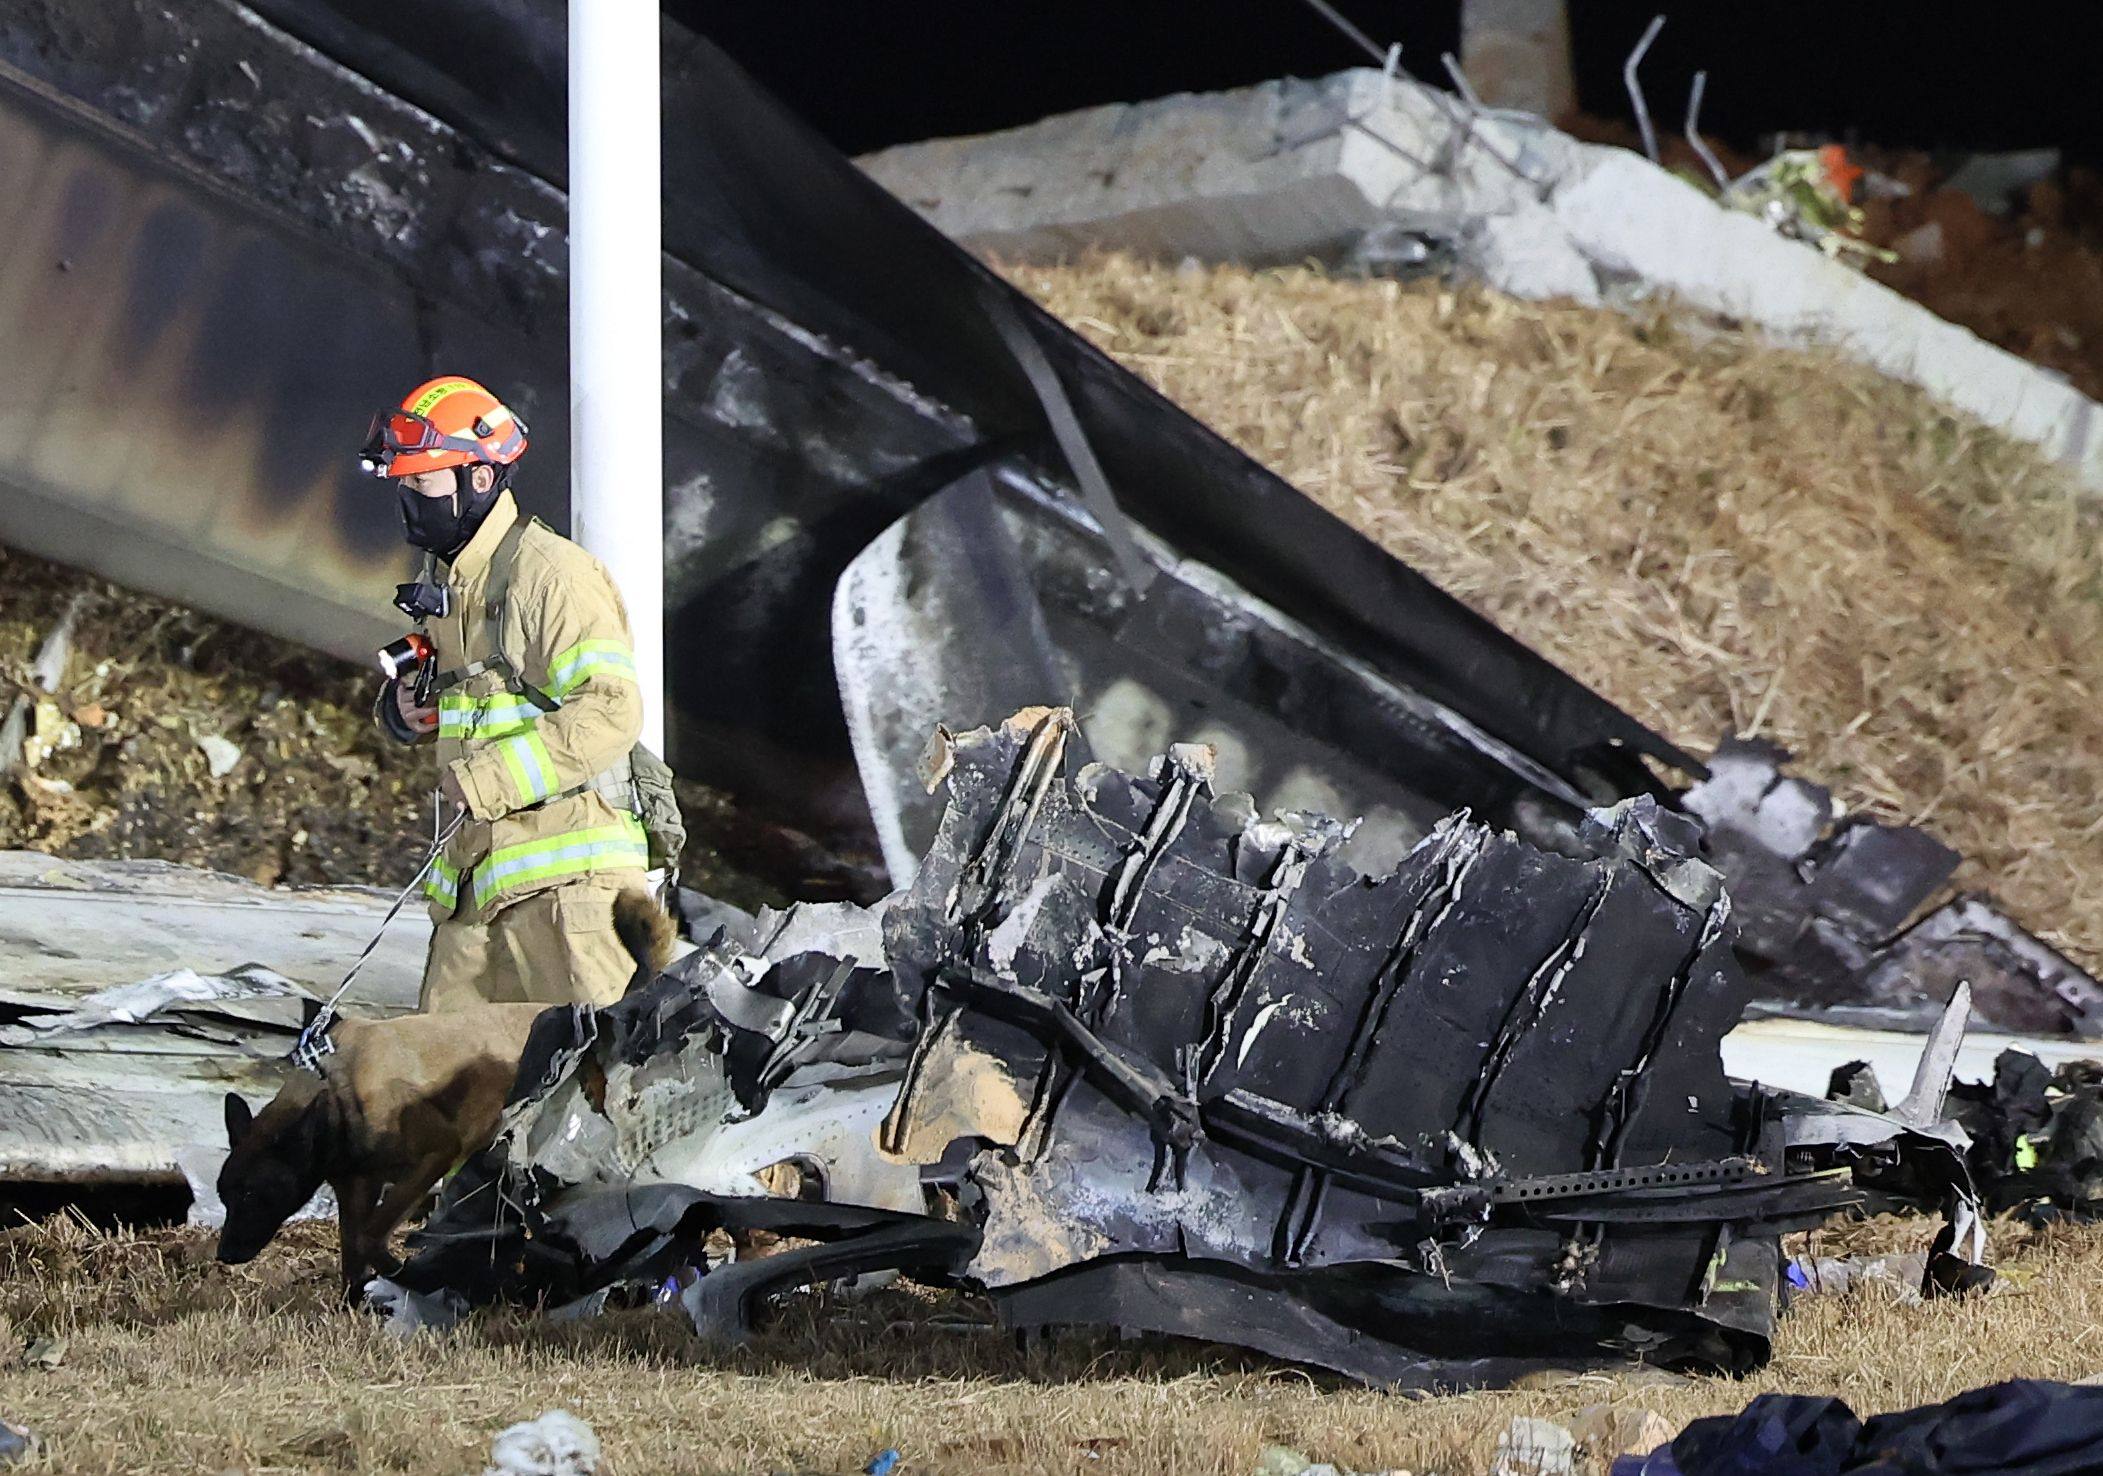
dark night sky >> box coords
[677,2,2102,165]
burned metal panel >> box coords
[0,41,523,660]
[1684,739,2103,1035]
[0,853,424,1183]
[0,851,426,1012]
[1866,901,2103,1038]
[864,715,1825,1374]
[833,470,1625,880]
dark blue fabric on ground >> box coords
[1669,1394,1859,1476]
[1854,1381,2103,1475]
[1610,1382,2103,1476]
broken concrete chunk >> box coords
[481,1411,600,1476]
[1492,1417,1577,1476]
[195,733,242,779]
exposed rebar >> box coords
[1293,0,1389,66]
[1623,14,1666,164]
[1685,70,1731,190]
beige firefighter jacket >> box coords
[396,490,647,924]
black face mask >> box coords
[398,469,501,559]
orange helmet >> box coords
[359,376,528,478]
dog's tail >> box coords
[613,888,676,978]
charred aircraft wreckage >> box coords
[0,0,2094,1381]
[389,710,1988,1388]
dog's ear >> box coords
[301,997,324,1029]
[224,1092,254,1147]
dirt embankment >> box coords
[0,546,801,911]
[1859,165,2103,402]
[0,547,429,889]
[1013,258,2103,969]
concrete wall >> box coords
[860,69,2103,495]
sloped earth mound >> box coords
[0,547,803,911]
[0,547,428,890]
[7,264,2102,965]
[1010,259,2103,971]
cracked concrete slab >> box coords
[859,68,2103,494]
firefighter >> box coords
[362,376,650,1011]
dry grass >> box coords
[1007,257,2103,968]
[0,1214,2099,1475]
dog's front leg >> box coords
[332,1173,379,1302]
[361,1153,455,1275]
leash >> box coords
[291,795,467,1074]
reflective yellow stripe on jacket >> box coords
[437,690,550,740]
[425,852,461,908]
[548,638,637,698]
[468,816,649,910]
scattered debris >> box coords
[865,1451,900,1476]
[0,1419,32,1465]
[0,855,427,1188]
[396,711,1981,1389]
[0,965,304,1042]
[1783,1252,1930,1304]
[1940,149,2063,218]
[0,593,86,781]
[19,701,80,772]
[364,1276,465,1340]
[194,733,242,780]
[1684,739,2102,1035]
[1569,1408,1676,1465]
[1611,1380,2103,1476]
[1493,1417,1577,1476]
[1952,1048,2103,1217]
[482,1411,600,1476]
[1253,1447,1407,1476]
[1720,146,1896,265]
[1826,1061,1889,1113]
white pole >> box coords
[569,0,665,754]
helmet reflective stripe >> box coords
[410,380,477,417]
[364,375,530,478]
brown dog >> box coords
[215,888,674,1297]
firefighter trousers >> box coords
[418,872,649,1012]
